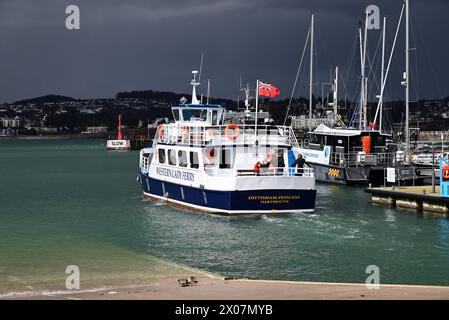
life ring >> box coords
[253,161,261,173]
[443,166,449,180]
[224,124,240,141]
[182,126,189,140]
[157,124,165,140]
[205,148,216,160]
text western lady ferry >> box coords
[138,71,316,215]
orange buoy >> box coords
[224,124,240,141]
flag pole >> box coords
[255,80,259,140]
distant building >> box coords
[1,116,21,128]
[82,126,109,134]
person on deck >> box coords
[292,154,306,176]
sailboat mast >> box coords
[380,17,386,133]
[405,0,410,156]
[359,26,364,130]
[362,10,369,130]
[333,66,339,124]
[309,14,314,131]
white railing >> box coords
[232,166,314,177]
[140,155,149,173]
[155,124,299,148]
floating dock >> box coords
[366,186,449,215]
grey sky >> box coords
[0,0,447,103]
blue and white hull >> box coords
[139,172,316,215]
[138,71,317,215]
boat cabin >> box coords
[171,104,224,126]
[307,124,391,154]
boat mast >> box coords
[206,79,211,104]
[244,83,250,112]
[380,17,386,133]
[191,70,200,105]
[333,66,338,124]
[309,14,314,132]
[362,10,369,131]
[405,0,410,156]
[358,11,369,130]
[358,26,364,130]
[255,80,259,138]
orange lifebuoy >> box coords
[253,161,261,173]
[224,123,240,141]
[158,124,165,140]
[443,166,449,180]
[205,148,216,159]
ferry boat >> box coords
[137,71,317,215]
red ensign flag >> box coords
[258,81,280,98]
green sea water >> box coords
[1,139,449,296]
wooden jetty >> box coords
[366,186,449,215]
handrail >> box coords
[154,123,298,147]
[236,166,314,177]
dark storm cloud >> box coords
[0,0,447,103]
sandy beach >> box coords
[6,277,449,300]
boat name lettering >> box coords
[156,167,194,182]
[248,195,301,204]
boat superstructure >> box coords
[138,71,317,214]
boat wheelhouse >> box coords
[138,71,317,215]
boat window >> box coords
[212,110,218,124]
[190,151,199,169]
[158,149,166,164]
[178,150,188,167]
[168,149,177,166]
[182,109,208,122]
[172,109,180,122]
[309,134,322,145]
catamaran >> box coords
[137,71,317,214]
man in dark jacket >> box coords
[292,154,306,176]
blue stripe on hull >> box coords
[139,173,316,213]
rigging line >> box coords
[365,32,383,104]
[284,28,311,125]
[342,32,360,104]
[373,3,405,126]
[340,32,359,104]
